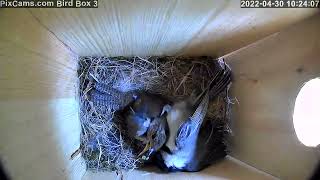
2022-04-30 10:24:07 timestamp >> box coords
[241,0,320,8]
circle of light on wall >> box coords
[293,78,320,147]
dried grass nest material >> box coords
[78,56,232,172]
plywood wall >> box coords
[29,0,317,57]
[225,13,320,180]
[0,99,84,180]
[0,9,77,100]
[0,2,318,180]
[0,9,84,180]
[83,156,276,180]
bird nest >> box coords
[78,56,232,172]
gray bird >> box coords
[159,60,231,172]
[90,83,136,112]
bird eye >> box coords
[152,134,156,139]
[162,145,172,154]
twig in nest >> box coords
[175,64,194,94]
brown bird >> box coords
[124,92,167,141]
[122,92,171,160]
[138,108,169,159]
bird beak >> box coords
[138,143,151,157]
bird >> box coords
[122,92,170,159]
[138,110,169,159]
[90,83,136,112]
[158,60,232,172]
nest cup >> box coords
[78,56,232,172]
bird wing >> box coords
[174,59,231,150]
[176,92,209,148]
[189,91,209,130]
[209,61,232,98]
[179,59,231,139]
[175,120,192,148]
[153,117,168,151]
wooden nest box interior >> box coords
[0,2,319,180]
